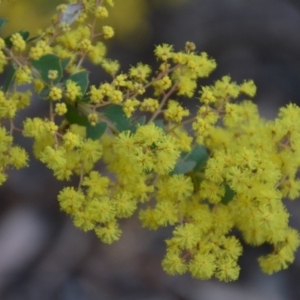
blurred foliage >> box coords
[0,0,188,51]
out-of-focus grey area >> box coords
[1,0,300,299]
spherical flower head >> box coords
[95,6,109,18]
[88,112,99,126]
[200,86,216,104]
[104,0,114,7]
[153,75,172,95]
[162,252,187,275]
[82,171,110,197]
[63,131,82,150]
[14,65,33,85]
[123,99,140,118]
[175,73,197,97]
[102,26,114,39]
[154,44,174,61]
[10,32,26,52]
[109,89,123,104]
[101,59,120,75]
[78,38,92,52]
[129,63,151,82]
[55,103,67,115]
[185,41,196,52]
[157,174,194,202]
[88,42,107,64]
[59,191,82,218]
[29,40,52,60]
[89,85,104,104]
[9,146,29,169]
[214,75,240,99]
[48,70,58,80]
[140,98,159,112]
[95,221,122,244]
[240,80,256,97]
[164,100,189,122]
[113,74,127,87]
[189,252,216,279]
[79,139,102,163]
[65,79,82,101]
[49,87,63,101]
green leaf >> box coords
[31,54,62,85]
[4,30,30,48]
[220,183,235,205]
[65,104,88,126]
[130,115,146,132]
[103,104,131,132]
[3,64,16,92]
[185,145,209,171]
[171,160,196,175]
[38,87,51,100]
[61,57,71,70]
[68,71,89,96]
[153,119,165,130]
[86,122,107,140]
[0,19,8,31]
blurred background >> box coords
[1,0,300,299]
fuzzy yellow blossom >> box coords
[164,100,189,122]
[14,65,33,85]
[88,112,99,126]
[89,85,104,104]
[88,42,106,64]
[140,98,159,112]
[48,70,58,80]
[29,40,52,60]
[95,6,109,18]
[10,32,26,51]
[109,90,123,104]
[123,99,140,117]
[129,63,151,82]
[155,44,174,61]
[102,26,114,39]
[49,87,63,101]
[65,80,82,101]
[55,103,67,115]
[101,59,120,75]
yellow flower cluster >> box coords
[0,0,300,283]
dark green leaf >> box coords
[220,183,235,205]
[61,57,71,70]
[171,160,196,175]
[130,115,146,132]
[86,122,107,140]
[185,145,209,171]
[38,87,51,100]
[26,35,41,43]
[103,104,131,132]
[0,19,8,31]
[31,54,62,85]
[68,71,89,95]
[153,119,165,130]
[3,64,16,92]
[65,104,88,126]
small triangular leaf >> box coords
[103,104,131,132]
[171,160,196,175]
[65,104,88,126]
[0,19,8,31]
[86,122,107,140]
[31,54,62,85]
